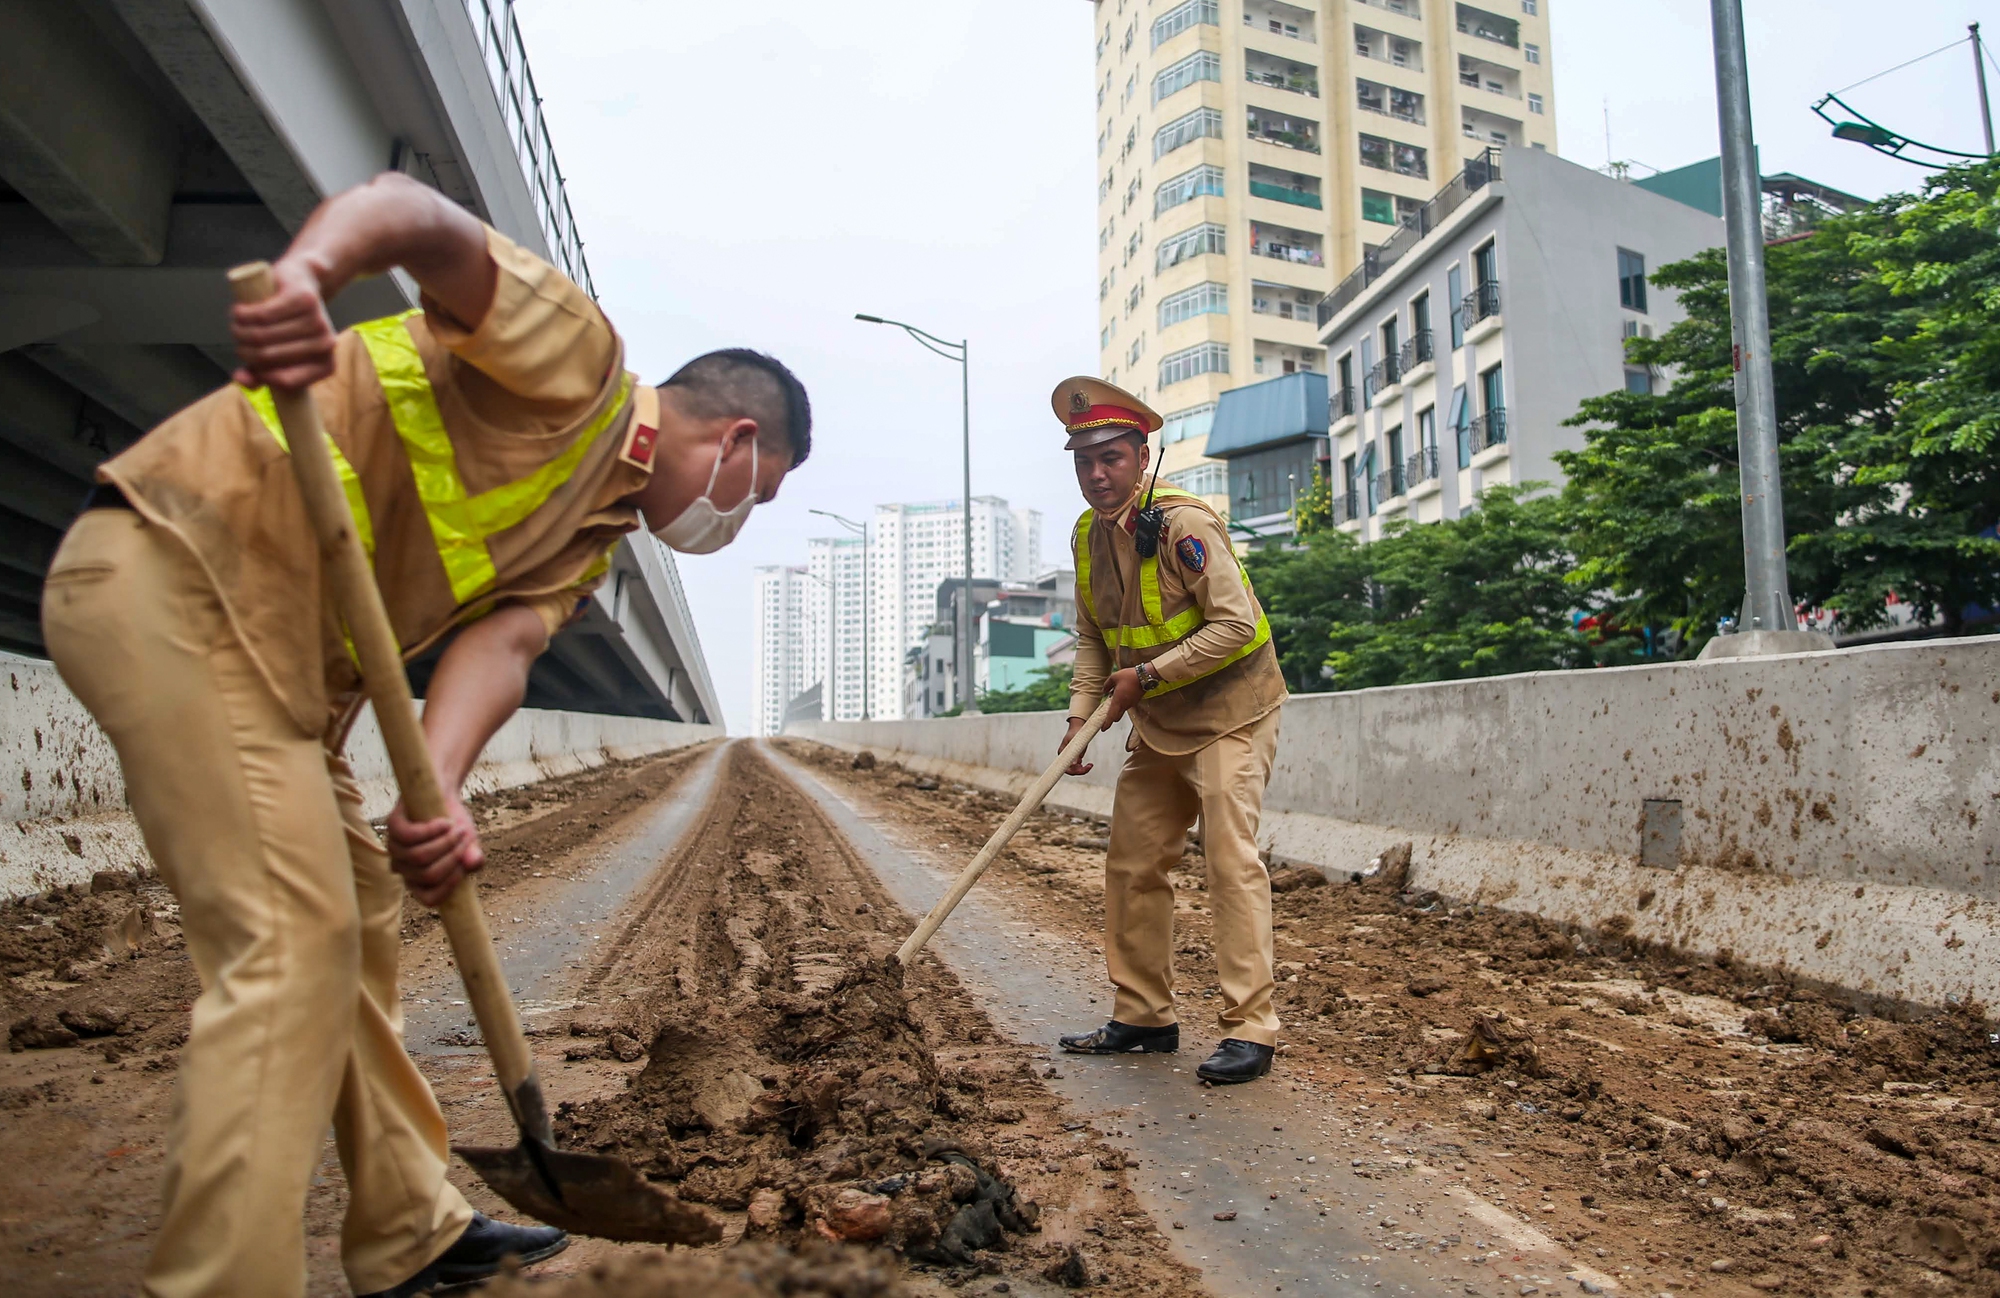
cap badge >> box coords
[1069,390,1091,415]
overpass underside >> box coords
[0,0,716,724]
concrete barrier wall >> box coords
[0,653,718,898]
[792,636,2000,1010]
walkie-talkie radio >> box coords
[1132,447,1168,558]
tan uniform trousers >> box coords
[41,510,473,1298]
[1102,707,1281,1046]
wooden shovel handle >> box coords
[227,264,542,1130]
[895,694,1115,966]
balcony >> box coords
[1397,329,1434,376]
[1245,0,1317,44]
[1359,133,1428,179]
[1354,0,1422,16]
[1469,408,1508,454]
[1460,281,1502,341]
[1455,3,1520,47]
[1330,385,1358,424]
[1251,281,1322,322]
[1249,163,1324,209]
[1248,106,1322,154]
[1357,78,1426,125]
[1462,105,1523,147]
[1363,353,1402,404]
[1333,490,1363,525]
[1458,54,1521,98]
[1251,221,1326,267]
[1373,460,1407,502]
[1406,444,1441,489]
[1354,24,1423,71]
[1245,49,1320,97]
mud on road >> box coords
[0,741,1195,1296]
[783,738,2000,1298]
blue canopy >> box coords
[1202,371,1329,459]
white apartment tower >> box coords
[804,535,869,721]
[1091,0,1558,509]
[867,498,1042,719]
[751,564,809,737]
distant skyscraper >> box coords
[751,564,808,736]
[866,497,1043,719]
[805,534,868,721]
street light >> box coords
[808,508,871,720]
[854,312,976,714]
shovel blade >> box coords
[454,1137,724,1244]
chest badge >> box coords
[1175,535,1207,572]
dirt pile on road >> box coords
[1,874,192,1064]
[552,747,1054,1278]
[786,738,2000,1298]
[483,1241,905,1298]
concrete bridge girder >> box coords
[0,0,719,725]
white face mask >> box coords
[653,434,759,554]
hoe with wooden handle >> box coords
[226,263,719,1245]
[895,694,1114,966]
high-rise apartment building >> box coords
[804,535,869,721]
[751,563,808,736]
[867,498,1042,719]
[1091,0,1557,506]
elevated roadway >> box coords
[0,0,715,723]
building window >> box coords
[1161,403,1216,445]
[1156,221,1227,270]
[1524,41,1541,63]
[1624,367,1653,395]
[1418,405,1436,452]
[1155,163,1226,215]
[1154,50,1222,103]
[1360,189,1397,224]
[1521,0,1536,11]
[1166,460,1227,495]
[1154,106,1225,159]
[1152,0,1220,49]
[1480,362,1505,420]
[1127,282,1144,314]
[1447,264,1464,348]
[1101,319,1116,349]
[1527,92,1543,114]
[1158,282,1229,329]
[1618,247,1648,312]
[1158,341,1230,387]
[1450,384,1470,467]
[1129,336,1147,366]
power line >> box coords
[1832,34,1969,96]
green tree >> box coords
[1246,486,1598,691]
[1558,161,2000,648]
[1242,524,1372,691]
[975,663,1074,714]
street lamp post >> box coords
[855,313,977,713]
[808,508,871,720]
[1697,0,1832,659]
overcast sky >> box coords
[514,0,1995,735]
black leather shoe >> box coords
[1058,1020,1179,1054]
[356,1212,569,1296]
[1195,1038,1274,1084]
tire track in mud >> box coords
[545,741,1201,1296]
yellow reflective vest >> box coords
[241,309,629,607]
[1071,486,1272,699]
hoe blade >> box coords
[454,1137,725,1244]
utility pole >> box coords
[1974,24,1995,155]
[1697,0,1832,660]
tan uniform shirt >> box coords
[100,226,652,737]
[1068,495,1287,755]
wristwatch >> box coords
[1134,661,1161,694]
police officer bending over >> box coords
[1049,377,1288,1086]
[41,173,809,1298]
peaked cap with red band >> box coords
[1051,375,1163,450]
